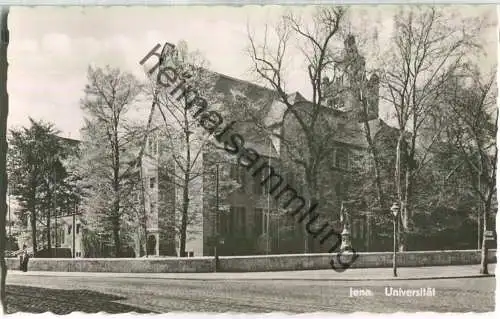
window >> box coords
[148,137,156,155]
[230,206,246,236]
[253,170,264,195]
[67,225,72,235]
[335,181,347,202]
[150,200,156,214]
[335,148,349,170]
[359,220,364,239]
[76,224,81,234]
[150,177,156,189]
[254,208,264,236]
[230,164,247,190]
[219,211,232,236]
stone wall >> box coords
[6,249,496,273]
[6,257,214,273]
[218,249,497,272]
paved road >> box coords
[5,268,496,314]
[10,264,495,281]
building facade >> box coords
[156,35,393,256]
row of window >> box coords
[219,207,267,238]
[229,164,300,196]
[218,205,367,241]
[227,150,349,197]
[230,164,268,196]
[67,224,81,235]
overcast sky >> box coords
[7,6,497,139]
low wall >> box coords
[218,249,497,272]
[5,249,496,273]
[6,256,214,273]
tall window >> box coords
[60,228,65,245]
[219,210,233,237]
[254,208,264,236]
[148,136,156,155]
[253,170,265,195]
[230,164,247,190]
[230,206,246,236]
[335,148,349,170]
[150,200,156,214]
[149,177,156,189]
[335,181,348,203]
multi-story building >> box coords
[151,35,398,256]
[136,132,177,257]
[59,214,85,257]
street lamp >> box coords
[210,160,226,272]
[390,202,400,277]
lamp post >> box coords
[7,185,10,237]
[390,202,400,277]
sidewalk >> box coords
[7,264,496,281]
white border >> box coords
[1,1,498,319]
[0,0,498,6]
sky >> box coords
[6,5,497,139]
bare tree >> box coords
[380,6,489,250]
[78,66,143,257]
[0,6,8,314]
[442,68,497,274]
[246,8,347,252]
[246,7,389,252]
[144,41,226,256]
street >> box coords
[5,265,496,314]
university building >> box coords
[143,35,397,257]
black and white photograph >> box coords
[0,4,497,315]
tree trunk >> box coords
[46,201,51,255]
[399,166,411,251]
[360,102,385,209]
[30,207,37,255]
[303,166,320,254]
[112,145,121,257]
[479,201,490,274]
[179,111,191,258]
[179,173,189,257]
[395,133,407,251]
[0,6,9,314]
[112,218,121,257]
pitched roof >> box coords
[286,92,307,105]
